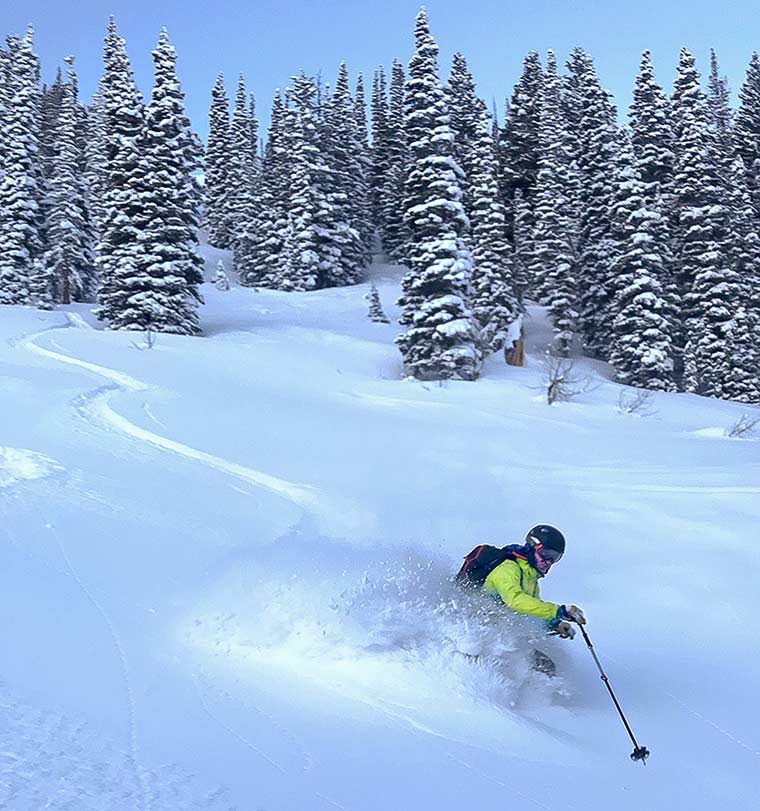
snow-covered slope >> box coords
[1,263,759,810]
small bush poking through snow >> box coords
[725,413,760,438]
[543,354,596,405]
[617,388,657,416]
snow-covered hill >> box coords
[1,262,759,810]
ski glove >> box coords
[552,621,576,639]
[559,604,586,625]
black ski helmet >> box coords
[525,524,566,561]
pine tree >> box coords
[367,282,389,323]
[0,28,43,305]
[497,51,544,236]
[28,257,54,309]
[246,89,288,288]
[124,28,204,334]
[45,57,95,303]
[96,18,146,326]
[511,188,533,305]
[672,49,741,397]
[566,47,618,358]
[733,52,760,215]
[608,138,677,391]
[214,260,230,291]
[369,67,389,230]
[352,72,374,264]
[381,58,408,261]
[324,63,367,284]
[228,74,257,277]
[706,49,735,184]
[396,9,481,381]
[447,52,481,220]
[84,83,109,243]
[530,51,578,356]
[205,73,231,247]
[469,107,519,352]
[723,158,760,402]
[629,50,675,203]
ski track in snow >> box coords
[44,519,152,811]
[24,329,334,519]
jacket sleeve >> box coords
[484,562,559,621]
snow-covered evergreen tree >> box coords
[367,282,389,323]
[214,260,230,291]
[498,51,543,237]
[352,72,374,264]
[565,47,617,358]
[469,107,519,352]
[84,83,109,243]
[733,52,760,215]
[380,58,408,261]
[228,74,257,276]
[96,18,145,326]
[629,50,675,204]
[205,73,231,248]
[0,28,42,304]
[245,89,288,288]
[396,9,481,381]
[28,257,54,309]
[45,57,95,303]
[672,49,741,398]
[127,29,204,334]
[511,188,533,305]
[722,158,760,402]
[608,138,677,390]
[530,51,578,356]
[447,52,481,220]
[370,66,389,229]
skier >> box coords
[456,524,586,674]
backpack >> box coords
[455,543,527,587]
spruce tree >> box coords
[353,72,374,264]
[566,47,618,358]
[0,28,43,305]
[367,282,389,323]
[706,49,735,184]
[608,138,677,391]
[396,9,481,380]
[723,158,760,402]
[246,89,288,288]
[127,29,204,334]
[214,260,231,291]
[96,18,145,326]
[228,74,257,277]
[530,51,578,356]
[469,107,519,352]
[369,67,389,230]
[629,50,675,203]
[447,52,481,220]
[45,57,95,304]
[205,73,231,247]
[511,188,533,305]
[84,84,109,244]
[497,51,544,236]
[672,49,741,398]
[381,58,408,261]
[733,52,760,215]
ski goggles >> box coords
[534,543,563,564]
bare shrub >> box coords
[617,388,657,417]
[725,414,760,438]
[543,354,596,405]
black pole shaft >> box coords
[578,624,642,752]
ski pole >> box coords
[577,623,650,764]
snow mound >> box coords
[0,447,63,488]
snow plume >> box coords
[186,534,567,715]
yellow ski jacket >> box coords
[483,557,559,621]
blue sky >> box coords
[2,0,758,140]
